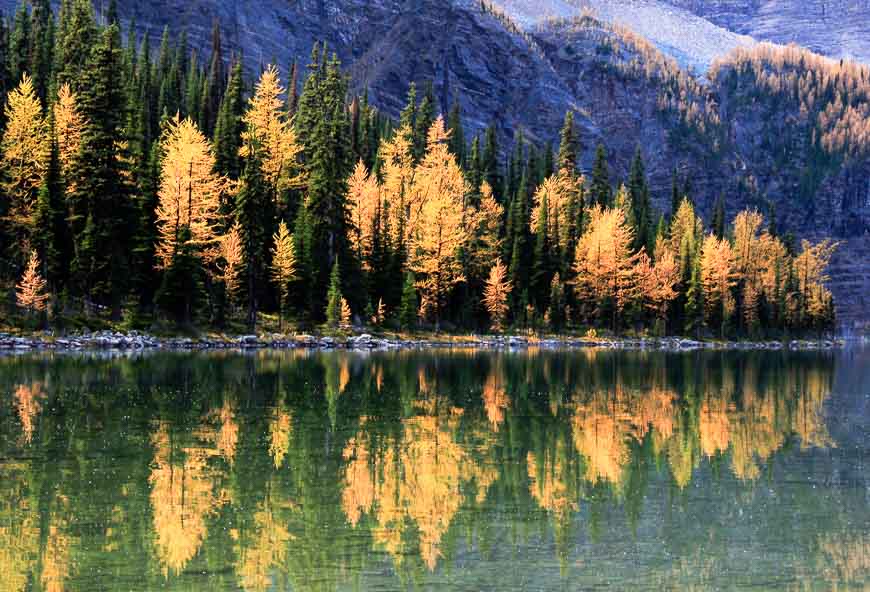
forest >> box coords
[0,0,839,338]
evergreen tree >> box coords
[213,58,244,182]
[590,143,611,207]
[627,147,652,253]
[712,194,726,239]
[56,0,96,94]
[300,52,356,318]
[325,258,343,328]
[200,19,224,135]
[482,123,500,200]
[8,0,30,86]
[557,110,578,173]
[399,271,418,331]
[286,59,299,116]
[235,141,271,332]
[32,133,64,287]
[68,24,133,319]
[447,98,465,165]
[29,0,53,101]
[413,82,435,160]
[670,169,681,220]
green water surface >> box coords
[0,348,867,590]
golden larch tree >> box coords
[347,159,381,266]
[637,246,680,326]
[380,125,417,243]
[469,181,504,280]
[271,220,297,329]
[700,234,738,332]
[155,115,224,270]
[2,74,50,243]
[483,260,512,332]
[219,222,244,303]
[53,83,86,181]
[240,65,305,194]
[408,117,470,323]
[572,205,642,326]
[16,250,49,314]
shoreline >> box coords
[0,331,850,353]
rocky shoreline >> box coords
[0,331,848,353]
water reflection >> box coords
[0,348,866,590]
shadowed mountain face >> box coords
[1,0,867,332]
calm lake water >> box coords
[0,348,868,591]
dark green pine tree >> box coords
[28,0,54,102]
[590,143,612,207]
[213,59,244,182]
[68,24,134,320]
[399,271,418,331]
[294,42,325,145]
[398,81,417,148]
[200,20,224,136]
[670,169,681,221]
[684,249,703,337]
[156,226,201,325]
[235,142,271,332]
[467,135,482,200]
[446,98,465,165]
[105,0,118,26]
[0,18,12,130]
[557,110,579,174]
[56,0,96,94]
[542,142,555,179]
[292,199,315,316]
[482,124,500,201]
[530,192,552,309]
[711,194,726,239]
[286,59,299,116]
[325,258,343,328]
[33,133,65,287]
[627,147,652,254]
[301,53,358,319]
[8,0,30,86]
[412,82,435,160]
[131,140,161,311]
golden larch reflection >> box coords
[482,363,509,431]
[817,533,870,587]
[13,382,45,444]
[341,409,497,571]
[268,407,293,469]
[149,421,226,576]
[236,501,294,592]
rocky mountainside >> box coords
[661,0,870,65]
[1,0,867,332]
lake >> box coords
[0,348,868,590]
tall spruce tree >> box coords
[557,110,578,174]
[9,0,30,86]
[56,0,96,94]
[29,0,53,102]
[590,143,612,207]
[627,147,652,254]
[235,141,271,331]
[68,24,133,319]
[213,58,244,182]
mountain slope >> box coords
[662,0,870,65]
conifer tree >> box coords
[557,111,578,173]
[325,258,343,328]
[483,259,512,333]
[482,124,500,200]
[590,143,611,207]
[399,271,418,331]
[33,133,64,287]
[16,249,49,314]
[56,0,96,94]
[9,0,30,87]
[68,24,133,318]
[213,59,244,182]
[271,220,296,330]
[627,147,652,253]
[235,141,270,332]
[28,0,53,102]
[200,20,224,136]
[447,99,465,165]
[1,73,49,262]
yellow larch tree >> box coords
[347,159,381,266]
[572,205,642,327]
[530,172,576,251]
[669,197,704,274]
[469,181,504,280]
[2,74,50,245]
[794,238,839,324]
[379,125,417,244]
[700,234,738,333]
[271,220,297,329]
[219,222,244,304]
[483,260,512,332]
[637,246,680,327]
[16,250,49,315]
[53,83,86,181]
[155,115,224,270]
[408,117,470,324]
[240,65,305,194]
